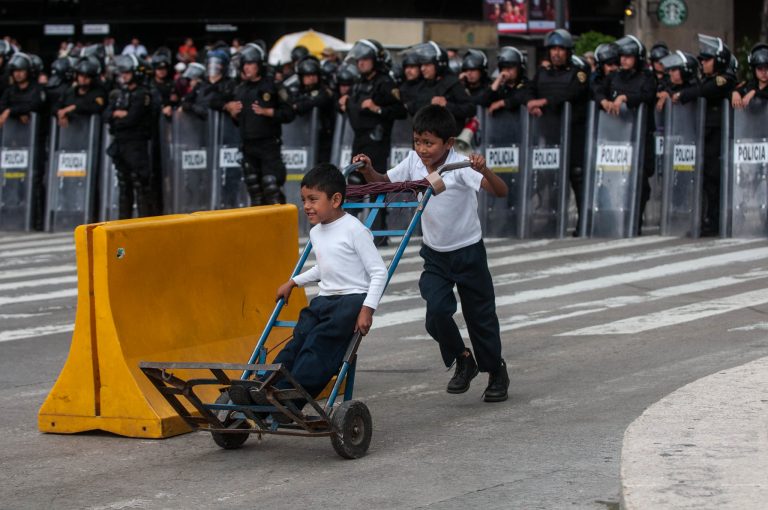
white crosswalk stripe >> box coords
[2,231,768,345]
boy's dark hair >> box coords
[301,163,346,203]
[412,104,456,142]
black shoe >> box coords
[483,359,510,402]
[446,349,479,394]
[374,236,389,247]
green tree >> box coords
[574,31,616,57]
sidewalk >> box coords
[620,356,768,509]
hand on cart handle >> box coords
[276,279,297,304]
[341,160,365,178]
[351,154,374,175]
[355,306,375,336]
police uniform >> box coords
[464,77,491,106]
[179,81,210,120]
[595,67,657,227]
[530,61,590,225]
[60,83,107,116]
[408,73,475,136]
[105,83,156,219]
[399,77,423,116]
[288,80,335,164]
[699,71,735,235]
[201,76,236,113]
[232,75,295,204]
[481,76,531,111]
[347,70,406,171]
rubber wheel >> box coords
[330,400,372,459]
[211,391,251,450]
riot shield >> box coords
[282,107,319,232]
[522,103,571,238]
[581,102,647,238]
[645,107,666,230]
[98,125,120,221]
[45,114,101,232]
[211,112,249,210]
[479,106,527,237]
[167,109,214,213]
[330,113,354,169]
[659,98,705,237]
[389,118,413,168]
[0,114,39,231]
[724,97,768,237]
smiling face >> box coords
[413,130,453,170]
[300,185,343,225]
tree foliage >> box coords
[574,31,616,57]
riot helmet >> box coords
[320,59,338,80]
[544,29,574,50]
[75,56,101,78]
[335,61,360,85]
[615,35,646,68]
[0,40,14,60]
[28,54,44,80]
[290,45,310,63]
[698,34,731,72]
[595,43,620,67]
[496,46,526,71]
[409,41,449,74]
[571,54,589,73]
[151,52,172,70]
[749,43,768,69]
[183,62,206,81]
[401,50,420,68]
[649,42,670,62]
[660,50,699,82]
[206,48,230,78]
[7,52,32,72]
[240,43,265,67]
[49,57,74,86]
[296,56,321,76]
[346,39,387,69]
[461,49,488,73]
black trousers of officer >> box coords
[273,293,366,400]
[112,139,156,219]
[418,241,502,373]
[241,137,287,205]
[702,127,721,235]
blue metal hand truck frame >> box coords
[140,160,470,459]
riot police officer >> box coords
[591,43,620,99]
[334,61,359,104]
[595,35,657,231]
[57,56,107,126]
[202,49,236,114]
[732,43,768,108]
[179,62,210,119]
[398,50,422,114]
[460,49,491,106]
[0,52,46,229]
[483,46,530,114]
[0,40,14,98]
[697,34,735,236]
[342,38,406,175]
[657,51,700,110]
[407,40,475,135]
[149,50,176,118]
[289,56,335,163]
[104,54,157,219]
[527,29,590,232]
[46,57,75,113]
[225,43,295,205]
[649,42,671,89]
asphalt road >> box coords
[2,231,768,509]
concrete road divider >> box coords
[38,206,306,438]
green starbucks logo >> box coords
[657,0,688,27]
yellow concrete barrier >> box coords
[38,206,307,438]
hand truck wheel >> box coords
[211,391,251,450]
[330,400,372,459]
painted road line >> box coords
[561,287,768,336]
[0,275,78,292]
[0,265,77,282]
[0,324,74,343]
[0,288,78,308]
[0,238,74,251]
[0,244,75,259]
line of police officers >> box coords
[0,32,763,234]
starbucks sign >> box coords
[657,0,688,27]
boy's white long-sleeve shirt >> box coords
[292,213,388,310]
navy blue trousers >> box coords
[273,293,365,398]
[419,240,502,372]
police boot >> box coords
[262,175,286,205]
[244,174,264,206]
[446,349,479,394]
